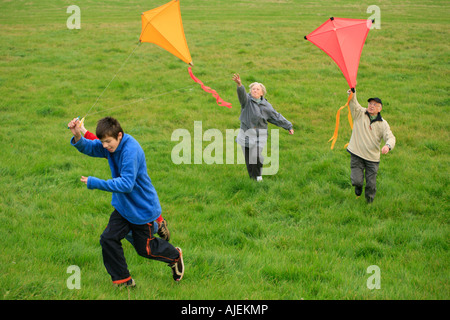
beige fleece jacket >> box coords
[347,93,396,162]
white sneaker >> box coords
[170,247,184,282]
[256,176,263,182]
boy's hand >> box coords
[68,117,82,142]
[80,176,88,185]
[289,129,294,135]
[381,145,390,154]
[80,121,87,135]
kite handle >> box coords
[351,87,355,93]
[67,116,85,129]
[67,116,79,129]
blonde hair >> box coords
[249,82,267,96]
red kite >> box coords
[140,0,231,108]
[305,17,372,90]
[305,17,372,149]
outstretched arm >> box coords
[68,117,107,158]
[233,73,248,108]
[232,73,242,87]
[347,88,365,119]
[68,117,82,143]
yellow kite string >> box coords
[80,42,142,123]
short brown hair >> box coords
[96,117,124,140]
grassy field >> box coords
[0,0,449,300]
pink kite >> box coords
[305,17,372,148]
[305,17,372,91]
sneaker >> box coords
[256,176,263,182]
[169,247,184,282]
[113,278,136,288]
[157,219,171,241]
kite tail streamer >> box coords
[343,101,354,149]
[188,67,232,108]
[328,92,353,149]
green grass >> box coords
[0,0,449,300]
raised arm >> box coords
[233,73,248,108]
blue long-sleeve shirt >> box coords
[70,134,161,224]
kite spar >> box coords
[305,17,372,149]
[139,0,231,108]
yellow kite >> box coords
[140,0,193,66]
[70,0,231,126]
[139,0,231,108]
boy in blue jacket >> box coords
[68,116,184,286]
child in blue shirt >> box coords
[79,121,171,241]
[68,116,184,286]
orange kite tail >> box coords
[188,67,232,108]
[328,92,353,149]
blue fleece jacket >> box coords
[70,134,161,224]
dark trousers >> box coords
[242,145,264,179]
[100,209,180,283]
[350,154,380,203]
